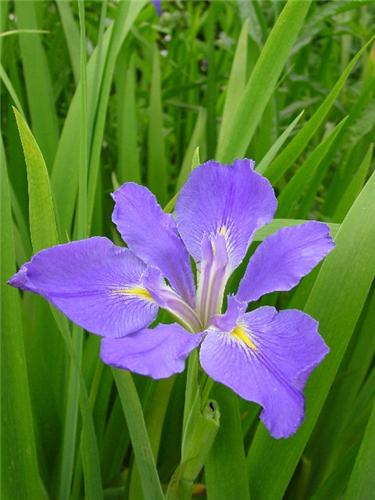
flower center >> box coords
[196,233,230,328]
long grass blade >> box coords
[205,387,250,500]
[217,0,312,162]
[113,369,165,500]
[264,37,375,184]
[15,1,59,166]
[1,139,48,500]
[247,171,375,500]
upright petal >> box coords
[112,183,195,306]
[237,222,335,303]
[175,159,277,269]
[200,306,328,438]
[101,323,203,379]
[8,237,158,338]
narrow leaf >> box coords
[247,171,375,500]
[218,0,312,162]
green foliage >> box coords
[1,1,374,499]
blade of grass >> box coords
[177,109,206,190]
[1,138,48,500]
[344,399,375,500]
[205,386,251,500]
[277,118,347,217]
[333,144,373,222]
[15,1,59,167]
[247,170,375,500]
[0,64,25,115]
[129,378,175,499]
[218,20,248,147]
[205,0,218,158]
[116,54,141,183]
[217,0,312,162]
[306,287,375,493]
[164,146,201,214]
[13,107,58,251]
[56,0,80,85]
[112,369,165,500]
[147,44,167,204]
[51,24,111,234]
[256,110,304,174]
[264,37,375,184]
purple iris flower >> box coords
[9,159,334,438]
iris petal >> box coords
[101,323,203,379]
[237,221,335,303]
[112,183,195,306]
[8,237,158,338]
[175,159,277,270]
[200,306,328,438]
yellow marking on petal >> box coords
[211,240,216,257]
[219,225,227,236]
[116,287,154,301]
[232,325,257,350]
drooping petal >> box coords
[175,159,277,269]
[8,237,158,338]
[100,323,203,379]
[237,222,335,303]
[200,306,328,438]
[112,183,195,306]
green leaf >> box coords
[1,140,48,500]
[205,387,250,500]
[147,45,167,205]
[116,54,141,184]
[13,107,58,251]
[256,111,304,174]
[344,399,375,499]
[15,1,59,167]
[333,144,373,222]
[56,0,80,85]
[247,170,375,499]
[112,369,165,500]
[0,64,25,115]
[177,110,206,190]
[218,20,249,148]
[264,36,375,184]
[277,117,347,217]
[217,0,312,162]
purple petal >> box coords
[210,295,247,331]
[175,159,277,269]
[152,0,161,15]
[237,222,335,303]
[200,307,328,438]
[8,237,158,338]
[112,183,195,306]
[100,323,202,379]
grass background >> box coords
[1,1,375,499]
